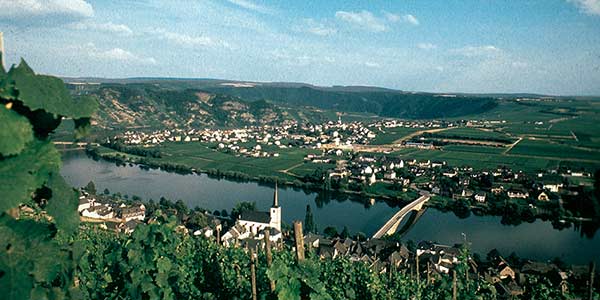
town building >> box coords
[222,184,282,246]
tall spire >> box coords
[273,182,279,207]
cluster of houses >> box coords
[305,151,588,208]
[77,191,146,234]
[197,210,589,299]
[113,117,505,152]
[74,181,592,298]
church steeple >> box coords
[269,181,282,232]
[273,182,279,208]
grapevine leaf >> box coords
[1,60,97,118]
[0,105,33,156]
[0,215,62,300]
[45,174,79,234]
[157,256,172,273]
[0,140,60,212]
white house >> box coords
[474,192,487,203]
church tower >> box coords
[269,182,282,232]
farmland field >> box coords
[370,127,421,145]
[508,139,600,161]
[431,127,514,142]
[442,145,507,154]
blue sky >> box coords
[0,0,599,95]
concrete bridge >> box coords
[372,193,430,239]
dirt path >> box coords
[503,137,523,154]
[391,127,453,144]
[570,131,579,142]
[279,162,304,177]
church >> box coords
[221,183,282,246]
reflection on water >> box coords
[60,151,600,264]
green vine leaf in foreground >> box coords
[0,58,96,299]
[0,215,75,300]
[45,174,80,234]
[0,104,33,156]
[0,140,60,212]
[0,60,97,118]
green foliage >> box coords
[0,215,78,300]
[0,105,33,156]
[0,60,97,118]
[0,59,96,299]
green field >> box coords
[153,142,322,180]
[508,139,600,161]
[395,148,561,172]
[432,127,514,141]
[442,145,507,154]
[370,127,420,145]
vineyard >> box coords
[0,61,598,300]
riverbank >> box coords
[61,151,600,264]
[84,145,420,204]
[84,144,597,229]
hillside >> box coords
[72,84,309,129]
[204,85,498,119]
[67,79,500,129]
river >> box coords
[61,151,600,264]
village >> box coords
[75,182,593,299]
[111,118,466,155]
[100,116,595,223]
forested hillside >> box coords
[204,85,498,119]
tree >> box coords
[231,201,256,220]
[323,226,338,238]
[304,204,316,234]
[103,187,110,195]
[340,226,350,239]
[84,180,97,194]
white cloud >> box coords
[80,43,156,65]
[418,43,437,50]
[364,61,381,68]
[384,12,419,25]
[71,21,133,35]
[453,45,501,57]
[225,0,273,14]
[335,10,419,32]
[511,61,528,68]
[335,10,387,32]
[0,0,93,22]
[402,14,419,25]
[383,11,401,22]
[299,19,337,36]
[567,0,600,15]
[151,29,230,49]
[270,49,336,66]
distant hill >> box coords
[71,84,309,129]
[65,78,506,128]
[202,85,498,119]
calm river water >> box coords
[61,151,600,264]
